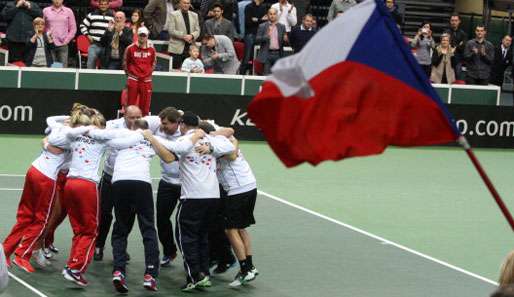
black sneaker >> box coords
[213,260,236,274]
[94,247,103,261]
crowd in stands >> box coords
[410,12,512,87]
[0,0,512,84]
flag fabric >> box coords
[247,0,460,168]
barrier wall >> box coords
[0,67,511,148]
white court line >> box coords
[7,272,48,297]
[0,174,24,177]
[0,188,22,191]
[0,174,499,287]
[257,190,498,286]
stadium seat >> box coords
[9,61,25,67]
[453,80,466,85]
[76,35,100,69]
[252,59,263,75]
[233,41,244,61]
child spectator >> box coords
[181,45,205,73]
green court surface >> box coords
[1,135,513,296]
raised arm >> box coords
[105,131,143,149]
[143,131,176,163]
[209,135,235,158]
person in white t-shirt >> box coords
[94,105,142,262]
[181,45,205,73]
[216,133,258,287]
[270,0,296,32]
[48,108,132,287]
[2,112,73,274]
[109,119,205,293]
[173,111,235,292]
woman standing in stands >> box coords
[411,21,434,78]
[431,33,456,84]
[25,17,55,67]
[129,9,144,43]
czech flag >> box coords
[247,0,461,168]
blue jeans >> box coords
[87,43,104,69]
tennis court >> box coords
[0,135,510,297]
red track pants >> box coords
[44,171,68,247]
[63,178,98,272]
[3,166,56,259]
[127,78,152,116]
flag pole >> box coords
[458,136,514,231]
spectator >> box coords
[499,250,514,287]
[289,14,316,53]
[492,286,514,297]
[239,0,266,74]
[384,0,402,27]
[464,24,494,85]
[167,0,200,69]
[199,0,236,22]
[91,0,122,10]
[25,17,55,67]
[255,8,286,75]
[129,9,144,43]
[444,13,468,80]
[181,45,204,73]
[271,0,296,33]
[202,3,236,41]
[80,0,114,69]
[410,21,434,78]
[43,0,76,67]
[430,33,456,84]
[1,0,42,63]
[100,11,132,70]
[123,27,156,116]
[144,0,176,40]
[201,34,240,74]
[327,0,355,22]
[490,35,512,87]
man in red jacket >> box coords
[123,26,156,116]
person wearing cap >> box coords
[100,11,133,70]
[123,26,156,116]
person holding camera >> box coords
[1,0,42,63]
[410,21,434,78]
[464,24,494,85]
[431,33,456,84]
[25,17,55,67]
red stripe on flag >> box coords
[248,61,458,167]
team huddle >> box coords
[2,103,258,293]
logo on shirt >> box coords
[134,51,152,58]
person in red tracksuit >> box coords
[123,26,156,116]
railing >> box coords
[0,66,502,105]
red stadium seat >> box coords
[252,59,264,75]
[233,41,244,61]
[76,35,90,69]
[453,80,466,85]
[9,61,26,67]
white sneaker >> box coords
[250,267,259,277]
[34,249,51,267]
[43,248,53,259]
[229,271,255,287]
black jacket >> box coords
[444,27,467,60]
[1,1,42,43]
[99,27,133,68]
[490,45,512,86]
[24,34,54,66]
